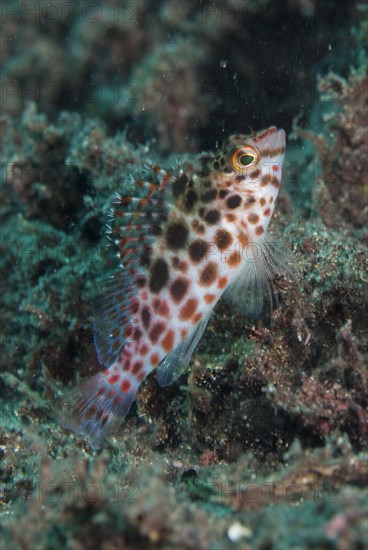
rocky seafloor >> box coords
[0,1,367,549]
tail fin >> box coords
[58,367,139,448]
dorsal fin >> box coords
[92,272,139,367]
[107,164,188,270]
[93,163,189,367]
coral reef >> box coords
[1,1,367,549]
[294,72,368,227]
[0,0,358,151]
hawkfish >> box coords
[60,126,287,447]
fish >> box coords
[60,126,287,447]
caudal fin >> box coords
[58,367,139,448]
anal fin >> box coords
[156,315,210,387]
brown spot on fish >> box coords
[162,330,175,352]
[255,225,264,235]
[192,219,205,234]
[178,260,188,272]
[226,194,242,209]
[248,213,259,224]
[179,298,198,321]
[238,232,249,248]
[261,174,280,187]
[227,251,241,267]
[215,229,233,251]
[140,344,149,356]
[218,276,228,289]
[201,189,217,202]
[136,277,146,288]
[204,209,220,224]
[189,239,208,262]
[166,221,188,250]
[193,312,202,323]
[149,258,169,293]
[184,189,198,209]
[199,262,218,287]
[249,168,261,179]
[261,174,272,186]
[153,298,170,316]
[259,197,266,206]
[149,322,165,343]
[150,353,160,366]
[132,361,143,375]
[133,327,143,341]
[204,293,216,304]
[191,219,200,231]
[121,379,131,392]
[172,256,180,269]
[170,277,189,303]
[244,196,256,208]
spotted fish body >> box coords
[61,127,286,447]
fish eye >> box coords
[239,154,254,166]
[230,146,260,171]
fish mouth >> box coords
[273,127,286,149]
[252,126,286,151]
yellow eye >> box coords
[230,146,260,171]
